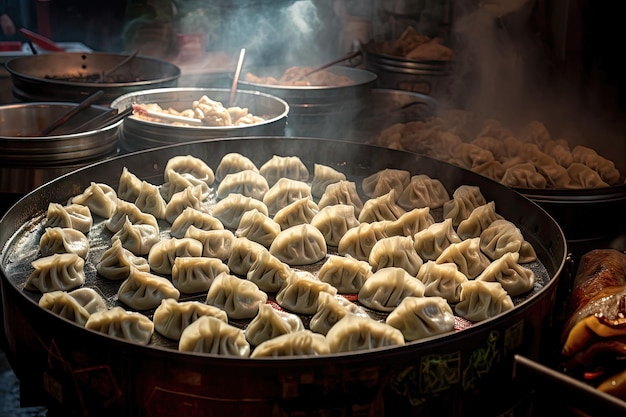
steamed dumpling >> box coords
[170,207,224,238]
[38,288,107,326]
[205,272,268,319]
[386,296,455,341]
[244,303,304,347]
[262,178,312,216]
[317,255,372,293]
[310,204,360,247]
[275,271,337,314]
[246,249,292,293]
[227,237,268,276]
[235,209,281,248]
[368,235,423,276]
[171,256,230,294]
[273,197,319,230]
[25,253,85,293]
[413,218,461,261]
[362,168,410,199]
[357,267,425,312]
[309,292,369,335]
[184,226,235,261]
[250,330,330,357]
[148,237,203,275]
[117,167,143,202]
[397,174,450,210]
[112,217,160,256]
[70,182,117,218]
[217,169,269,201]
[416,260,468,303]
[117,267,180,310]
[326,314,405,353]
[337,221,389,261]
[317,180,364,216]
[475,252,536,296]
[310,163,346,198]
[164,184,207,224]
[153,298,228,340]
[456,201,503,240]
[454,280,514,322]
[259,155,309,186]
[442,185,487,226]
[384,207,435,238]
[164,154,215,187]
[85,307,154,345]
[436,237,490,279]
[211,193,269,229]
[269,224,327,266]
[106,199,159,233]
[96,238,150,281]
[46,202,92,233]
[479,219,537,263]
[161,170,211,202]
[215,152,259,182]
[358,190,406,223]
[135,180,167,220]
[39,227,89,259]
[178,316,250,357]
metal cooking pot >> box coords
[0,102,121,197]
[238,66,377,138]
[110,88,290,152]
[5,52,181,105]
[0,137,567,417]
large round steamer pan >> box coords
[0,137,567,417]
[5,52,181,105]
[0,102,121,196]
[110,88,289,152]
[238,66,377,138]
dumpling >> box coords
[454,280,514,322]
[161,170,211,202]
[310,163,346,198]
[476,252,536,296]
[269,224,327,266]
[337,221,389,261]
[38,288,106,326]
[185,226,235,260]
[85,307,154,345]
[415,260,468,303]
[134,180,167,220]
[479,219,537,263]
[179,316,250,357]
[442,185,487,226]
[358,190,406,223]
[436,237,490,279]
[216,169,270,201]
[384,207,435,237]
[471,136,507,160]
[246,248,291,293]
[326,314,405,353]
[567,162,609,189]
[227,237,269,276]
[39,227,89,259]
[215,152,259,182]
[170,207,224,238]
[117,167,143,202]
[262,178,312,216]
[164,154,215,186]
[117,267,180,310]
[357,267,425,312]
[112,217,160,256]
[571,145,621,185]
[106,199,159,233]
[46,202,92,233]
[369,236,423,276]
[413,218,461,261]
[397,174,450,210]
[96,238,150,281]
[543,139,573,168]
[153,298,228,340]
[361,168,410,199]
[259,154,309,186]
[386,296,455,341]
[205,272,268,319]
[171,256,230,294]
[309,292,369,335]
[235,209,281,248]
[449,142,495,170]
[245,303,304,347]
[273,197,319,230]
[250,330,330,358]
[275,271,337,314]
[456,201,504,240]
[317,180,364,217]
[25,253,85,293]
[534,155,571,188]
[164,184,207,224]
[148,237,203,275]
[318,255,372,293]
[310,204,360,247]
[501,163,547,189]
[211,193,269,229]
[70,182,117,218]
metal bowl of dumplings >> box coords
[110,87,290,152]
[0,136,567,417]
[238,66,377,138]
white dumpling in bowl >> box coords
[317,180,364,217]
[369,235,423,276]
[25,253,85,293]
[39,227,89,259]
[216,169,269,201]
[170,207,224,238]
[164,154,215,187]
[153,298,228,341]
[357,267,425,312]
[416,261,468,303]
[358,190,406,223]
[250,330,330,358]
[362,168,411,199]
[70,182,118,219]
[215,152,259,182]
[211,193,269,229]
[310,163,346,198]
[171,256,230,294]
[318,255,372,294]
[262,178,312,216]
[475,252,536,296]
[397,174,450,210]
[259,154,309,186]
[178,316,250,357]
[269,223,327,266]
[386,296,455,341]
[85,306,154,345]
[326,314,405,353]
[96,239,150,281]
[117,267,180,311]
[454,280,514,322]
[276,271,337,315]
[310,204,360,247]
[45,202,92,233]
[245,303,304,347]
[205,272,268,320]
[148,237,203,275]
[436,237,490,279]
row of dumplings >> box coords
[25,152,539,357]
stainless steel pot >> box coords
[5,52,181,105]
[238,66,377,138]
[0,102,121,196]
[110,88,289,152]
[0,137,567,417]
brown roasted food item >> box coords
[561,249,626,400]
